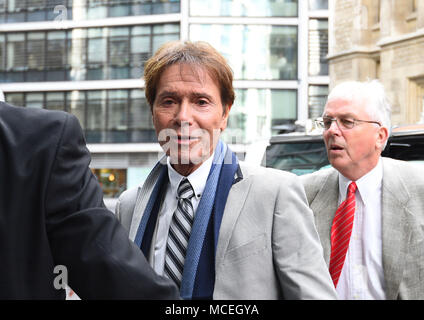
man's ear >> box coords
[220,104,232,131]
[376,126,389,150]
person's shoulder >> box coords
[300,166,335,185]
[118,185,139,205]
[382,157,424,186]
[239,161,296,180]
[0,101,72,128]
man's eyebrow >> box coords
[323,113,357,118]
[156,91,179,100]
[190,92,214,101]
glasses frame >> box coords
[315,117,381,131]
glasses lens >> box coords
[323,118,333,129]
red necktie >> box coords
[329,181,357,287]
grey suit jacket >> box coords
[301,157,424,299]
[116,160,337,299]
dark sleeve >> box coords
[45,114,179,299]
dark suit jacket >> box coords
[0,102,179,299]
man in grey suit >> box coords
[116,40,337,300]
[301,80,424,299]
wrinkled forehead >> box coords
[324,96,370,118]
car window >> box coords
[264,131,424,175]
[265,140,329,175]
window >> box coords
[190,0,298,17]
[372,0,380,24]
[3,89,160,143]
[92,168,127,198]
[308,19,328,76]
[190,24,298,80]
[46,31,68,81]
[67,91,85,128]
[5,92,24,107]
[46,92,66,111]
[129,89,155,142]
[86,91,107,143]
[0,24,180,82]
[0,35,5,71]
[26,92,43,108]
[6,33,25,82]
[308,85,328,119]
[131,26,151,78]
[412,0,417,12]
[108,90,128,143]
[308,0,328,10]
[223,89,297,144]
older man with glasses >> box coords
[301,79,424,300]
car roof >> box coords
[269,124,424,144]
[391,124,424,137]
[269,132,323,144]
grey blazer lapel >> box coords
[309,170,339,264]
[381,159,412,300]
[215,163,252,269]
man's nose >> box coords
[175,100,193,124]
[327,119,341,135]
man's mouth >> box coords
[173,136,200,144]
[329,144,344,151]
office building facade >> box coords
[0,0,329,201]
[328,0,424,126]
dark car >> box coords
[262,124,424,175]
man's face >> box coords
[323,97,387,181]
[152,63,230,176]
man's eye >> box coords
[197,99,209,106]
[162,99,175,105]
[323,119,333,127]
[340,118,354,126]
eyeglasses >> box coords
[315,117,381,130]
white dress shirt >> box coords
[336,158,386,300]
[150,154,214,276]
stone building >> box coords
[328,0,424,125]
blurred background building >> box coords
[328,0,424,126]
[0,0,329,205]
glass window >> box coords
[27,32,45,70]
[190,24,297,80]
[67,91,86,128]
[108,90,128,142]
[92,168,127,198]
[152,23,180,53]
[222,89,297,144]
[87,0,107,19]
[5,92,24,107]
[130,33,151,78]
[46,31,67,69]
[109,27,130,66]
[0,35,5,71]
[27,0,47,21]
[190,0,298,17]
[86,90,106,143]
[308,0,328,10]
[26,93,44,108]
[308,19,328,76]
[308,85,328,120]
[271,90,297,133]
[46,92,66,111]
[129,89,155,142]
[88,37,106,64]
[7,33,25,71]
[109,3,130,17]
[152,0,180,14]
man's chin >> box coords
[168,152,211,167]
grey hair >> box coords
[325,79,392,136]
